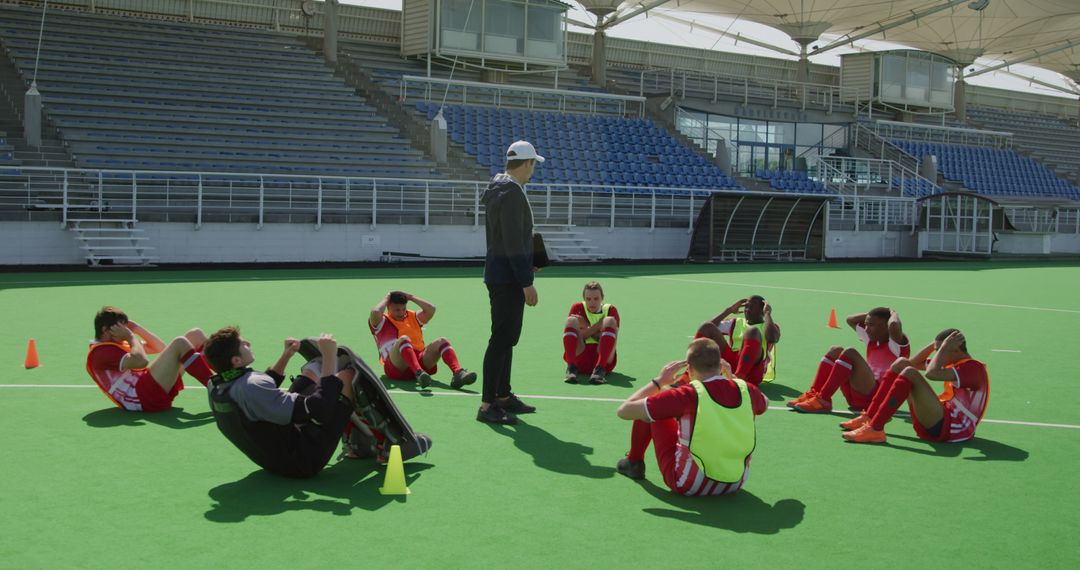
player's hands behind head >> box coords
[728,298,748,313]
[109,323,134,341]
[658,360,688,386]
[283,337,300,356]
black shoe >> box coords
[415,371,433,389]
[564,365,579,384]
[450,369,477,389]
[396,432,433,461]
[477,405,518,425]
[495,393,536,414]
[616,457,646,480]
[589,367,607,385]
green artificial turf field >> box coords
[1,262,1078,568]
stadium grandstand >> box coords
[1,0,1078,265]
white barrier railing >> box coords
[0,167,768,232]
[815,156,937,197]
[828,195,919,232]
[639,67,866,114]
[400,75,646,117]
[869,120,1013,149]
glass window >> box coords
[527,5,556,41]
[881,54,904,100]
[484,0,525,56]
[905,55,930,103]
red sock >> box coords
[734,336,763,384]
[627,420,652,462]
[398,343,423,375]
[562,327,579,365]
[439,342,462,374]
[597,327,617,371]
[181,349,213,386]
[808,357,835,393]
[865,370,899,418]
[870,376,912,431]
[818,355,854,401]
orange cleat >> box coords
[786,391,815,408]
[843,424,887,444]
[792,395,832,413]
[839,414,870,430]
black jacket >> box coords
[482,173,534,287]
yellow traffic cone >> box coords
[379,444,411,495]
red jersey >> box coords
[86,341,181,411]
[935,358,990,442]
[644,376,768,496]
[369,310,426,363]
[855,324,910,381]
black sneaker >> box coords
[616,457,646,480]
[564,365,579,384]
[588,366,607,385]
[397,432,433,461]
[477,405,518,425]
[415,371,433,389]
[450,368,477,389]
[495,393,536,414]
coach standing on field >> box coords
[477,140,544,425]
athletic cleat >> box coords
[450,369,477,389]
[395,432,433,460]
[843,425,887,444]
[615,457,646,480]
[476,405,518,425]
[495,393,536,414]
[564,365,579,384]
[787,391,815,408]
[588,366,607,385]
[792,395,832,413]
[415,371,433,389]
[840,414,870,430]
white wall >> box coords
[825,230,918,258]
[0,222,694,265]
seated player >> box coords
[694,295,780,385]
[368,291,476,390]
[86,306,214,412]
[843,329,988,444]
[615,338,768,496]
[203,329,432,479]
[789,307,909,413]
[562,281,620,384]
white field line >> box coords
[598,273,1080,315]
[4,383,1078,430]
[991,349,1023,353]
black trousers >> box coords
[483,283,525,404]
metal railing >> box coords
[639,67,865,114]
[814,156,937,197]
[851,123,921,174]
[0,166,731,232]
[400,75,645,117]
[827,195,919,232]
[1002,206,1080,234]
[868,120,1013,149]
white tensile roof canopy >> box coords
[575,0,1080,91]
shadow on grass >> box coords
[884,432,1029,461]
[204,460,435,522]
[638,478,805,534]
[383,377,478,398]
[758,381,803,402]
[487,420,613,479]
[82,406,215,430]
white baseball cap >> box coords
[506,140,545,163]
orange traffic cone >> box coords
[25,339,40,369]
[827,309,839,329]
